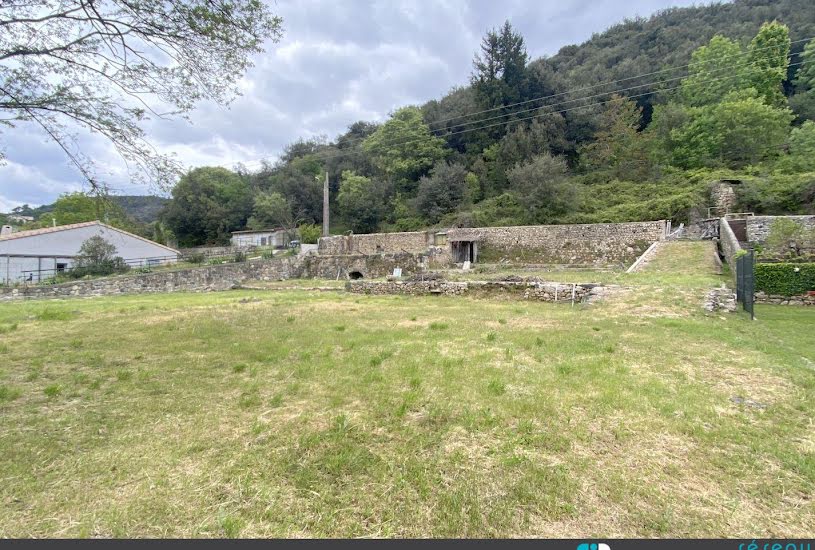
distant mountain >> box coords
[8,195,169,225]
[111,195,169,224]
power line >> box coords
[218,50,812,171]
[303,58,812,164]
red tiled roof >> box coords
[0,220,99,241]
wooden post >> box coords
[322,171,329,237]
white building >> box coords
[0,220,180,284]
[230,228,290,248]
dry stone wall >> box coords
[0,253,421,301]
[318,231,431,255]
[346,279,599,303]
[447,221,667,266]
[318,221,667,267]
[746,215,815,244]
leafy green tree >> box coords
[679,36,745,107]
[297,224,322,244]
[162,167,253,246]
[362,107,448,190]
[506,154,577,223]
[248,192,303,234]
[791,39,815,122]
[579,95,652,181]
[668,89,793,168]
[416,162,468,224]
[784,120,815,172]
[337,171,386,233]
[47,192,135,230]
[745,21,790,106]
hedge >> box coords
[754,262,815,296]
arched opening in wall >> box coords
[348,271,364,280]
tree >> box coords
[471,21,528,110]
[415,162,468,224]
[336,171,386,233]
[49,192,129,227]
[791,39,815,122]
[784,120,815,172]
[161,167,252,246]
[579,95,653,181]
[248,192,302,235]
[668,90,793,169]
[506,154,576,223]
[71,236,129,278]
[0,1,283,189]
[362,106,447,190]
[679,35,745,107]
[745,21,790,107]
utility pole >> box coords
[322,170,329,237]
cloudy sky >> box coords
[0,0,708,211]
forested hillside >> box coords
[161,0,815,246]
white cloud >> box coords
[0,0,706,208]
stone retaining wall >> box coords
[0,253,422,301]
[318,221,667,267]
[746,215,815,244]
[445,221,667,266]
[755,291,815,306]
[318,231,431,255]
[345,279,599,303]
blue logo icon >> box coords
[577,544,610,550]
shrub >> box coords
[233,250,247,263]
[186,252,206,264]
[298,224,321,244]
[70,236,130,278]
[754,262,815,296]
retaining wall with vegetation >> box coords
[746,215,815,244]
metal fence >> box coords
[16,254,181,283]
[735,249,755,320]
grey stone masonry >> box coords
[746,215,815,244]
[0,252,422,301]
[318,221,668,267]
[346,279,600,303]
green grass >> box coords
[0,242,812,537]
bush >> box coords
[298,224,321,244]
[754,262,815,296]
[186,252,206,264]
[70,236,130,278]
[233,250,247,263]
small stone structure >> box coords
[703,286,737,312]
[346,279,601,303]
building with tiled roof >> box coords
[0,221,179,283]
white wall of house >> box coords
[0,223,178,283]
[230,230,288,248]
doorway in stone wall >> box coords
[451,240,477,263]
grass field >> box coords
[0,242,813,537]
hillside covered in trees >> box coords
[157,0,815,246]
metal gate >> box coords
[735,249,755,319]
